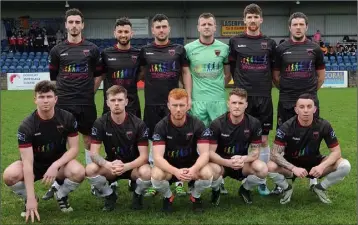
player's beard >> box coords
[292,34,305,42]
[68,29,80,37]
[117,38,130,46]
[247,23,259,32]
[156,35,169,42]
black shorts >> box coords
[57,104,97,135]
[277,99,320,129]
[33,162,62,182]
[144,105,169,139]
[246,96,273,135]
[286,155,326,179]
[223,166,247,181]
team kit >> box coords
[3,4,351,222]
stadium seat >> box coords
[8,65,15,73]
[37,65,44,72]
[1,54,6,60]
[1,65,8,73]
[16,65,23,73]
[329,56,336,63]
[325,64,331,71]
[331,63,338,71]
[14,52,21,59]
[29,52,35,56]
[42,52,49,57]
[23,65,30,73]
[33,59,40,67]
[339,63,346,71]
[44,65,49,72]
[36,52,42,57]
[336,56,342,64]
[353,63,357,71]
[324,56,329,63]
[30,65,37,72]
[40,58,47,66]
[343,56,349,63]
[7,52,14,58]
[346,63,352,71]
[22,52,28,57]
[350,56,356,63]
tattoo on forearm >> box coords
[271,144,294,170]
[249,143,261,156]
[91,154,106,166]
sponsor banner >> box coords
[226,71,348,88]
[322,71,348,88]
[7,72,50,90]
[221,19,246,37]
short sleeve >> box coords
[180,46,189,67]
[66,114,78,137]
[208,120,221,144]
[314,46,325,70]
[90,119,105,144]
[138,48,147,66]
[194,119,210,144]
[274,125,289,146]
[152,121,167,146]
[49,46,60,80]
[228,37,237,62]
[18,123,32,148]
[322,121,339,148]
[273,45,282,71]
[137,121,149,147]
[251,119,262,144]
[92,46,103,77]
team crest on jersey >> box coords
[261,42,268,49]
[215,50,221,56]
[168,49,175,56]
[244,129,250,138]
[186,132,193,140]
[57,125,64,133]
[131,55,138,63]
[306,49,313,56]
[126,131,133,140]
[313,131,319,140]
[83,49,90,56]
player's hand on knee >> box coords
[187,167,199,180]
[309,165,324,178]
[231,156,244,170]
[175,168,191,181]
[42,164,59,186]
[292,166,308,178]
[25,197,40,223]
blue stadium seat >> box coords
[331,64,338,71]
[42,52,49,57]
[22,52,28,57]
[40,58,47,66]
[1,54,6,60]
[44,64,49,72]
[323,56,329,63]
[1,65,8,73]
[346,63,352,71]
[8,65,16,73]
[29,52,35,56]
[33,59,40,67]
[36,52,42,57]
[336,56,342,64]
[353,63,357,71]
[37,65,44,72]
[23,65,30,73]
[329,56,336,63]
[338,63,346,71]
[325,63,331,71]
[343,56,349,63]
[14,52,21,59]
[16,65,23,73]
[350,56,356,63]
[25,59,32,67]
[7,52,14,58]
[30,65,37,72]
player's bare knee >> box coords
[151,167,165,180]
[253,160,268,178]
[267,161,278,172]
[209,163,222,178]
[138,164,152,180]
[85,163,100,177]
[199,165,213,180]
[67,162,85,182]
[3,168,23,186]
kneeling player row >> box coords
[3,82,350,222]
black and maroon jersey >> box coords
[274,116,339,161]
[49,39,102,105]
[139,42,188,105]
[90,112,148,163]
[229,33,277,97]
[101,46,141,111]
[273,39,325,102]
[152,114,210,168]
[17,108,78,166]
[209,112,262,159]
